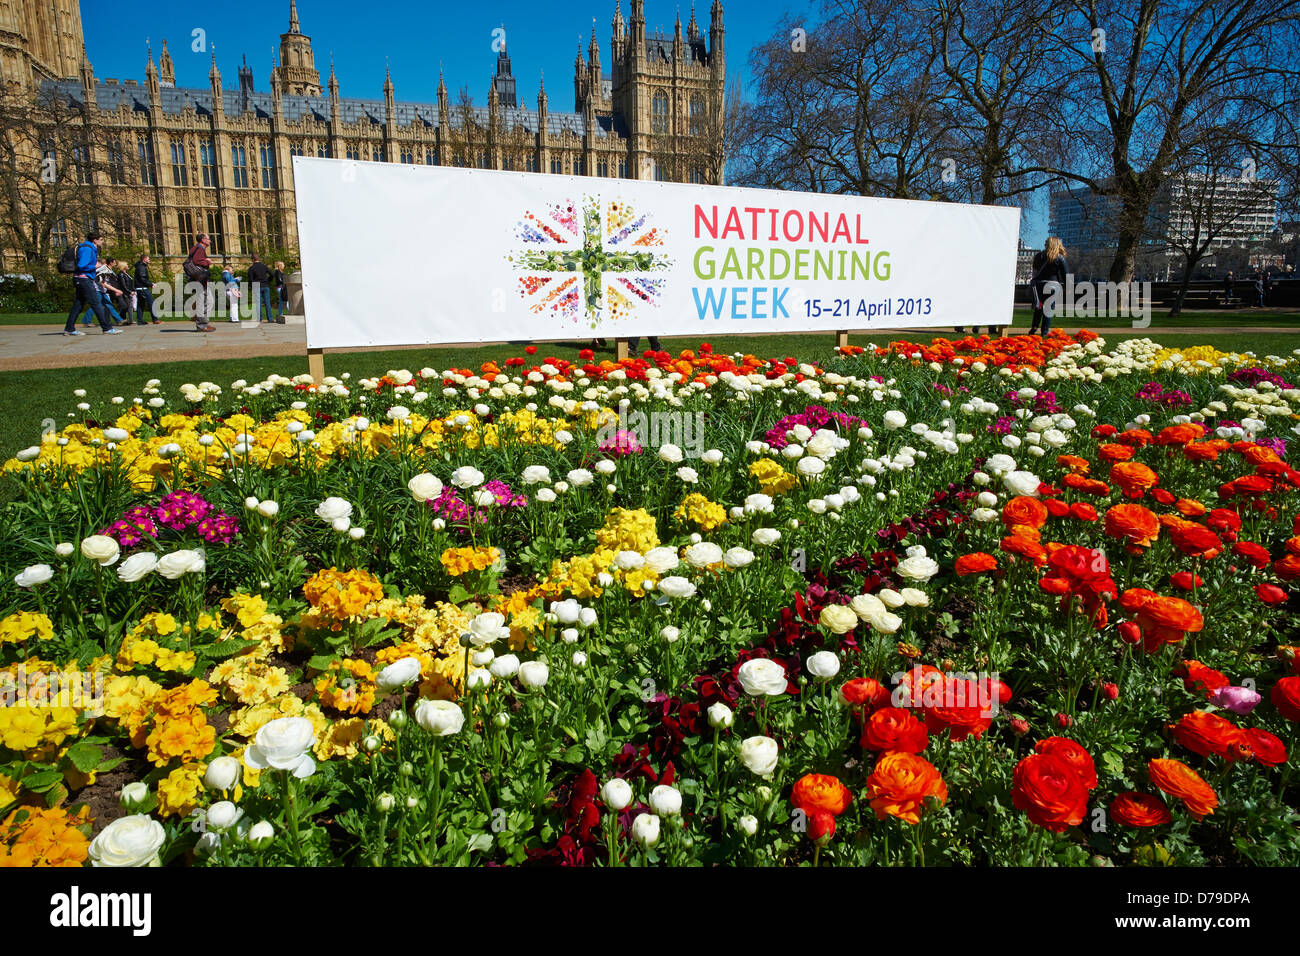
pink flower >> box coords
[1210,685,1262,715]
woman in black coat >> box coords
[1028,237,1067,336]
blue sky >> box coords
[80,0,1045,241]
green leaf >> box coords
[65,741,103,773]
[467,832,494,853]
[307,654,338,673]
[22,770,62,791]
[198,638,262,659]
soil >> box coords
[72,743,150,829]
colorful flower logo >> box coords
[506,197,673,328]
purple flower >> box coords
[598,429,643,457]
[1210,685,1262,715]
[196,511,240,545]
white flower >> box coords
[744,493,774,514]
[315,497,353,522]
[632,813,661,847]
[806,651,841,679]
[900,588,929,607]
[88,815,166,867]
[614,550,645,571]
[157,549,205,580]
[332,516,352,534]
[819,604,858,633]
[578,607,598,629]
[796,456,826,477]
[883,410,907,430]
[867,610,903,634]
[14,564,53,588]
[660,625,681,643]
[376,657,422,692]
[535,488,557,503]
[707,702,734,728]
[103,427,129,443]
[80,535,121,567]
[387,405,411,421]
[116,553,158,583]
[658,444,684,463]
[55,543,75,558]
[489,654,520,678]
[877,588,906,608]
[243,716,317,778]
[247,820,275,849]
[850,593,887,621]
[648,784,682,816]
[206,800,243,832]
[737,659,787,696]
[723,547,755,569]
[601,778,633,810]
[451,466,485,489]
[204,756,241,791]
[521,465,552,485]
[468,612,510,646]
[256,500,280,518]
[594,459,617,475]
[702,449,724,465]
[414,698,465,735]
[1003,470,1042,497]
[518,660,550,689]
[895,554,940,583]
[407,473,444,502]
[567,468,594,486]
[684,542,723,568]
[738,814,759,837]
[643,547,679,574]
[985,454,1017,475]
[739,735,780,777]
[550,599,582,624]
[752,527,781,547]
[656,576,697,599]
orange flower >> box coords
[791,773,853,817]
[954,552,998,576]
[1098,443,1135,462]
[1117,428,1154,447]
[1170,711,1244,759]
[1275,554,1300,582]
[1156,424,1202,446]
[1104,503,1160,548]
[1109,792,1172,827]
[1109,462,1159,498]
[1148,758,1218,820]
[863,752,948,824]
[1164,519,1222,559]
[1011,753,1089,831]
[862,706,930,753]
[1001,496,1049,529]
[1183,443,1219,463]
[1056,454,1090,474]
[1175,498,1207,517]
[1034,737,1098,790]
[1000,534,1047,565]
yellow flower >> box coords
[674,493,728,531]
[750,458,800,495]
[0,612,54,645]
[156,763,204,818]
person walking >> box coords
[63,231,118,336]
[1261,272,1272,307]
[626,335,663,354]
[97,258,129,325]
[186,234,215,331]
[1252,272,1265,308]
[221,260,241,322]
[134,253,158,324]
[248,254,273,322]
[272,261,287,321]
[111,260,136,322]
[1223,271,1235,306]
[1028,237,1067,337]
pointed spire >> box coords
[384,58,393,91]
[209,46,220,82]
[688,3,699,40]
[575,36,585,68]
[590,19,600,60]
[328,54,339,96]
[289,0,301,33]
[146,41,156,76]
[613,0,625,36]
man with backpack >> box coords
[61,231,119,336]
[134,254,158,324]
[186,234,216,331]
[248,254,273,323]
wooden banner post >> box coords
[836,329,849,349]
[615,338,630,361]
[308,348,325,381]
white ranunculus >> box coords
[414,698,465,736]
[656,576,697,599]
[744,493,774,514]
[15,446,40,462]
[807,498,828,515]
[684,542,724,568]
[468,611,510,646]
[254,500,280,518]
[900,587,929,607]
[550,599,582,624]
[376,656,422,692]
[738,814,759,837]
[660,625,681,643]
[407,473,444,502]
[707,702,734,728]
[866,610,903,634]
[243,716,317,778]
[738,735,780,777]
[877,588,906,609]
[850,593,887,621]
[489,654,520,678]
[14,564,54,588]
[648,784,682,816]
[883,410,907,430]
[594,459,617,475]
[985,454,1016,475]
[119,781,149,811]
[80,535,121,567]
[518,660,550,689]
[737,658,787,697]
[116,552,158,583]
[387,405,411,421]
[55,542,75,558]
[632,812,661,847]
[723,547,755,569]
[315,497,353,522]
[601,778,633,810]
[103,427,129,443]
[702,449,724,464]
[88,815,166,867]
[752,527,781,547]
[895,554,940,583]
[578,607,598,629]
[204,756,241,791]
[206,800,242,832]
[614,550,645,571]
[1003,470,1042,497]
[643,547,679,574]
[566,468,594,486]
[796,455,827,478]
[521,465,551,485]
[658,443,684,463]
[806,650,841,679]
[561,627,580,644]
[535,488,556,503]
[247,820,275,849]
[819,604,859,634]
[157,549,204,580]
[450,466,485,489]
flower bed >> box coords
[2,333,1299,867]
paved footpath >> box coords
[0,321,1296,372]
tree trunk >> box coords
[1108,205,1144,284]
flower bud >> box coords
[119,782,149,812]
[388,709,408,730]
[375,793,395,813]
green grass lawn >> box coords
[3,328,1298,463]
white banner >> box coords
[293,157,1021,350]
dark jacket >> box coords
[248,261,270,285]
[1032,252,1066,289]
[112,270,134,297]
[270,268,285,289]
[133,260,151,290]
[188,243,211,283]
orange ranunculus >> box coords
[863,752,948,824]
[1109,792,1172,827]
[1275,554,1300,582]
[1148,758,1218,820]
[1272,676,1300,722]
[862,706,930,754]
[1068,502,1098,522]
[1001,534,1047,565]
[840,677,892,711]
[1184,443,1220,462]
[1011,753,1089,832]
[1034,737,1098,790]
[1241,728,1288,767]
[1231,540,1271,569]
[954,552,998,576]
[1109,462,1159,498]
[1170,711,1243,759]
[1241,444,1285,469]
[1174,659,1230,697]
[1104,503,1160,548]
[1165,519,1222,559]
[1002,496,1049,529]
[1056,454,1090,474]
[1098,443,1136,462]
[1175,498,1208,517]
[1062,473,1111,496]
[1118,428,1154,447]
[791,773,853,817]
[1139,595,1204,633]
[1156,424,1202,446]
[1044,498,1070,518]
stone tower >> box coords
[275,0,322,96]
[0,0,86,89]
[492,36,516,109]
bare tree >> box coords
[649,71,744,185]
[1047,0,1300,283]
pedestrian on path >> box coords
[221,260,242,322]
[134,254,158,324]
[248,254,274,322]
[272,261,287,321]
[186,235,215,331]
[1028,237,1067,337]
[62,231,118,336]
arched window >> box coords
[689,95,705,136]
[652,91,669,134]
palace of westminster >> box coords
[0,0,726,268]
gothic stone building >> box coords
[3,0,725,270]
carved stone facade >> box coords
[5,0,724,270]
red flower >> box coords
[1256,583,1288,605]
[1170,571,1203,590]
[1054,712,1073,729]
[1109,792,1172,827]
[1102,682,1119,701]
[808,811,836,844]
[861,706,930,754]
[1174,660,1229,698]
[1011,753,1089,832]
[1034,737,1097,789]
[1272,676,1300,722]
[524,345,537,355]
[1241,727,1288,767]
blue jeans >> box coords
[257,286,274,321]
[65,276,111,332]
